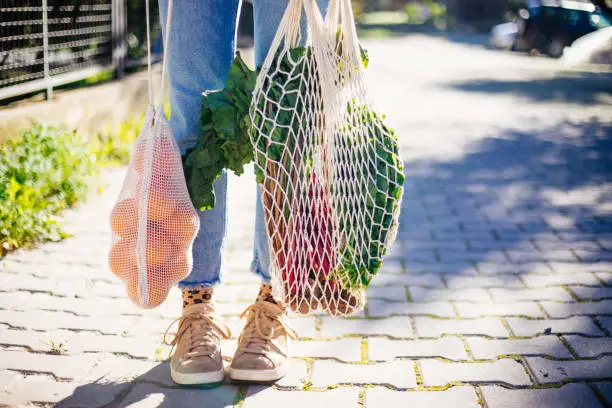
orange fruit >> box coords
[110,198,138,238]
[166,250,191,281]
[109,239,137,279]
[166,211,198,243]
[126,273,169,309]
[145,235,167,266]
[146,187,177,223]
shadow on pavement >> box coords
[382,116,611,290]
[56,363,265,408]
[448,74,612,105]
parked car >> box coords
[514,0,612,57]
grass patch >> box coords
[0,115,143,255]
[0,125,93,253]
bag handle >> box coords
[145,0,173,108]
[324,0,362,68]
[255,0,323,96]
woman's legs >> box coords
[158,0,243,288]
[158,0,243,385]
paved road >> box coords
[1,35,611,407]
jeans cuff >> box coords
[178,278,221,289]
[250,259,271,283]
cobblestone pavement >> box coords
[1,35,611,407]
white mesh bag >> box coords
[250,0,404,316]
[109,0,199,308]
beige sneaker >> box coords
[164,303,231,385]
[230,286,298,382]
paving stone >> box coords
[521,273,601,287]
[526,356,612,383]
[398,250,438,263]
[0,370,21,394]
[369,274,444,288]
[366,285,408,301]
[0,328,74,352]
[0,350,98,380]
[596,316,612,334]
[289,317,318,339]
[570,286,612,300]
[593,382,612,406]
[0,374,77,406]
[541,300,612,318]
[367,300,455,318]
[438,251,508,263]
[489,288,574,302]
[595,272,612,285]
[548,262,612,274]
[477,263,553,275]
[0,309,137,334]
[402,262,478,275]
[319,316,413,338]
[404,239,468,251]
[481,383,603,408]
[64,333,167,360]
[455,302,544,318]
[291,339,362,362]
[419,359,532,386]
[506,316,604,336]
[126,315,176,336]
[440,251,509,263]
[445,275,524,289]
[243,386,359,408]
[277,359,309,388]
[378,260,405,273]
[506,250,578,263]
[409,287,491,302]
[311,360,416,388]
[366,386,480,408]
[535,241,603,251]
[368,337,469,361]
[563,335,612,358]
[116,382,239,408]
[466,336,572,359]
[81,356,172,387]
[414,317,508,337]
[575,251,612,262]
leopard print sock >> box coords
[257,283,280,306]
[182,286,214,308]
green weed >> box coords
[0,124,93,252]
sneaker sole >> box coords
[170,366,225,385]
[230,361,290,382]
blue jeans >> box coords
[157,0,328,288]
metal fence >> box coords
[0,0,161,101]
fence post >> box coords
[42,0,53,100]
[112,0,126,78]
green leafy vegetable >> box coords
[183,52,257,210]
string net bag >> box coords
[249,0,403,316]
[109,0,199,308]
